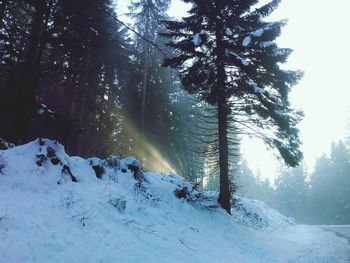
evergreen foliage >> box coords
[0,0,206,181]
[161,0,303,213]
[0,0,135,156]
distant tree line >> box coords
[233,139,350,224]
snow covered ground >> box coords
[0,139,349,263]
[320,225,350,243]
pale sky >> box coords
[119,0,350,180]
[242,0,350,179]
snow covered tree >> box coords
[161,0,303,213]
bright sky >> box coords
[119,0,350,180]
[242,0,350,179]
[169,0,350,180]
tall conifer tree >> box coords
[128,0,170,154]
[162,0,303,213]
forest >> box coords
[234,139,350,224]
[0,0,349,224]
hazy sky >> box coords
[243,0,350,179]
[120,0,350,179]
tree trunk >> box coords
[140,49,149,159]
[215,2,231,214]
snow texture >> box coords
[232,196,294,230]
[0,139,349,263]
[243,36,251,47]
[252,28,265,37]
[192,33,201,46]
[274,110,283,116]
[254,86,266,94]
[242,26,270,47]
[260,41,274,48]
[229,51,250,66]
[225,28,233,36]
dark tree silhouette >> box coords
[161,0,303,213]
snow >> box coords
[225,28,233,36]
[274,49,285,56]
[252,28,265,37]
[37,108,45,115]
[232,196,294,230]
[89,27,99,36]
[254,86,266,94]
[191,33,201,46]
[243,36,251,47]
[260,41,274,48]
[0,139,349,263]
[229,51,250,66]
[274,109,283,116]
[242,27,270,47]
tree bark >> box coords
[215,1,231,214]
[140,48,149,159]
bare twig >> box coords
[178,238,193,250]
[0,208,8,222]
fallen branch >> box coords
[178,238,193,250]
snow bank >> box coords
[232,196,294,230]
[0,139,348,263]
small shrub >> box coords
[58,190,75,209]
[36,154,47,166]
[108,198,127,212]
[104,156,119,168]
[72,210,94,227]
[134,181,160,205]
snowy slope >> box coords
[0,139,349,263]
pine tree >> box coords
[274,164,309,221]
[161,0,303,213]
[48,0,134,156]
[128,0,171,156]
[0,0,55,143]
[0,0,135,157]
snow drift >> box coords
[0,139,348,263]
